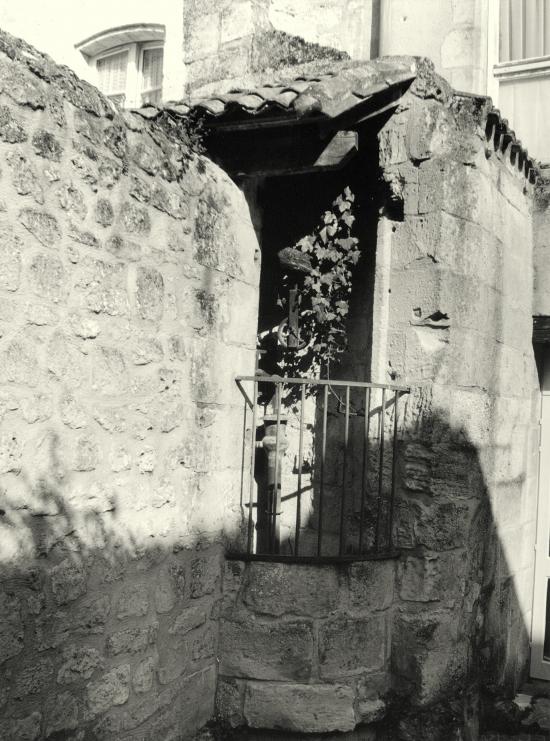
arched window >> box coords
[75,23,165,108]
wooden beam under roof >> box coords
[205,127,358,178]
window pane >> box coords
[141,89,162,105]
[97,51,128,95]
[501,0,550,61]
[142,48,163,91]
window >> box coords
[95,43,164,108]
[140,46,164,105]
[96,50,129,107]
[500,0,550,62]
[75,24,165,109]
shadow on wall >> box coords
[215,394,538,741]
[0,443,241,740]
[388,391,536,741]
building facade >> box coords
[74,0,550,164]
[1,2,550,739]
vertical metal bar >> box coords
[339,385,350,556]
[359,386,370,554]
[247,380,258,555]
[318,385,329,557]
[374,388,386,552]
[272,382,282,553]
[295,384,305,556]
[240,397,248,507]
[388,391,399,551]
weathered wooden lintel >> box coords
[206,128,358,178]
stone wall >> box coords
[373,63,539,737]
[534,171,550,317]
[182,0,489,98]
[379,0,489,95]
[218,559,394,734]
[0,30,259,741]
[182,0,352,95]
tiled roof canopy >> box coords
[134,58,418,128]
[132,56,541,184]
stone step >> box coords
[193,724,379,740]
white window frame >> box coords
[139,42,164,106]
[488,0,550,102]
[95,43,138,108]
[76,25,166,109]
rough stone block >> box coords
[347,560,395,611]
[244,681,356,733]
[121,200,151,234]
[20,208,61,248]
[0,712,42,741]
[0,104,27,143]
[0,432,21,474]
[87,664,130,716]
[50,558,87,605]
[242,562,339,617]
[106,621,159,656]
[392,609,466,705]
[13,656,53,698]
[216,676,245,728]
[0,226,21,291]
[220,617,314,680]
[154,579,176,614]
[45,691,79,736]
[32,129,63,161]
[56,180,87,219]
[190,554,220,598]
[57,645,104,684]
[135,266,164,320]
[133,655,157,694]
[1,338,40,387]
[94,198,114,227]
[169,604,207,635]
[319,614,387,678]
[116,585,149,619]
[29,253,66,302]
[70,434,99,471]
[78,257,128,316]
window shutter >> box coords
[97,50,129,97]
[500,0,550,61]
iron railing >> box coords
[231,375,409,564]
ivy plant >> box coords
[278,186,360,383]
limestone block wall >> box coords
[379,0,490,95]
[182,0,271,92]
[267,0,379,60]
[374,64,539,736]
[0,31,259,741]
[217,559,395,734]
[534,175,550,317]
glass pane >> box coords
[97,51,128,96]
[141,89,162,105]
[142,48,163,92]
[502,0,548,61]
[500,0,511,62]
[107,93,126,109]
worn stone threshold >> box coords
[225,550,400,565]
[193,725,378,740]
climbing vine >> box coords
[278,186,360,381]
